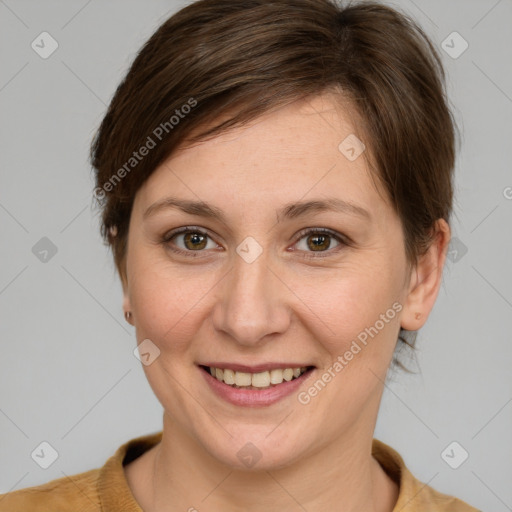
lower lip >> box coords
[199,365,315,407]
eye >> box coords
[161,226,349,259]
[162,227,220,256]
[292,228,347,257]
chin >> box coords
[199,423,312,471]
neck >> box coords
[149,412,398,512]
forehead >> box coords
[133,92,391,223]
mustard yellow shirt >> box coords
[0,431,480,511]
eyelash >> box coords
[161,226,349,259]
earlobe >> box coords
[123,294,133,325]
[122,276,133,325]
[400,219,451,331]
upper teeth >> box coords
[209,366,308,388]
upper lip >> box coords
[199,362,314,373]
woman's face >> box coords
[123,92,442,469]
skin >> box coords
[121,91,450,512]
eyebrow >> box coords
[143,196,371,223]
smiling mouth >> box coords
[199,365,315,389]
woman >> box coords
[0,0,480,510]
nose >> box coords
[212,249,291,347]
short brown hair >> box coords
[90,0,456,368]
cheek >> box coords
[127,247,218,353]
[293,259,404,363]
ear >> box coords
[400,219,451,331]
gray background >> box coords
[0,0,511,510]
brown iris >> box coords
[307,233,330,251]
[184,232,208,250]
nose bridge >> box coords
[213,246,289,345]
